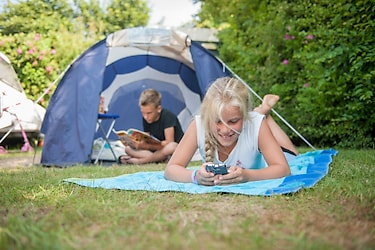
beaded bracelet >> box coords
[191,169,198,185]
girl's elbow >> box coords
[164,166,172,180]
[284,165,291,176]
[164,164,179,180]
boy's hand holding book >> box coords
[113,128,161,149]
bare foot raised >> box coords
[254,94,280,115]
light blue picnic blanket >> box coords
[64,149,337,196]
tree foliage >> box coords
[0,0,74,35]
[0,0,149,106]
[198,0,374,148]
[72,0,107,37]
[104,0,149,34]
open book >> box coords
[113,128,161,148]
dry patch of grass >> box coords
[0,149,374,249]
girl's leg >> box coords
[254,94,298,155]
[265,115,298,155]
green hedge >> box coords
[214,0,374,148]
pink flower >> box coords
[32,60,38,66]
[34,33,40,41]
[17,48,23,54]
[0,41,4,46]
[284,34,295,40]
[304,83,309,87]
[306,34,314,40]
[46,65,53,74]
[282,59,289,65]
[38,55,43,60]
[51,49,56,55]
[28,49,34,55]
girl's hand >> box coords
[214,166,246,185]
[195,163,217,186]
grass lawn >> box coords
[0,148,374,250]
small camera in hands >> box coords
[205,163,229,175]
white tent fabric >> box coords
[0,52,45,137]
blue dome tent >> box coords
[40,28,232,166]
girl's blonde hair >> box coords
[200,77,252,162]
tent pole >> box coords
[34,57,76,105]
[268,108,317,150]
[219,61,316,150]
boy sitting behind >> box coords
[119,89,184,164]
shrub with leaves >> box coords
[276,0,375,148]
[0,0,150,108]
[0,33,59,107]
